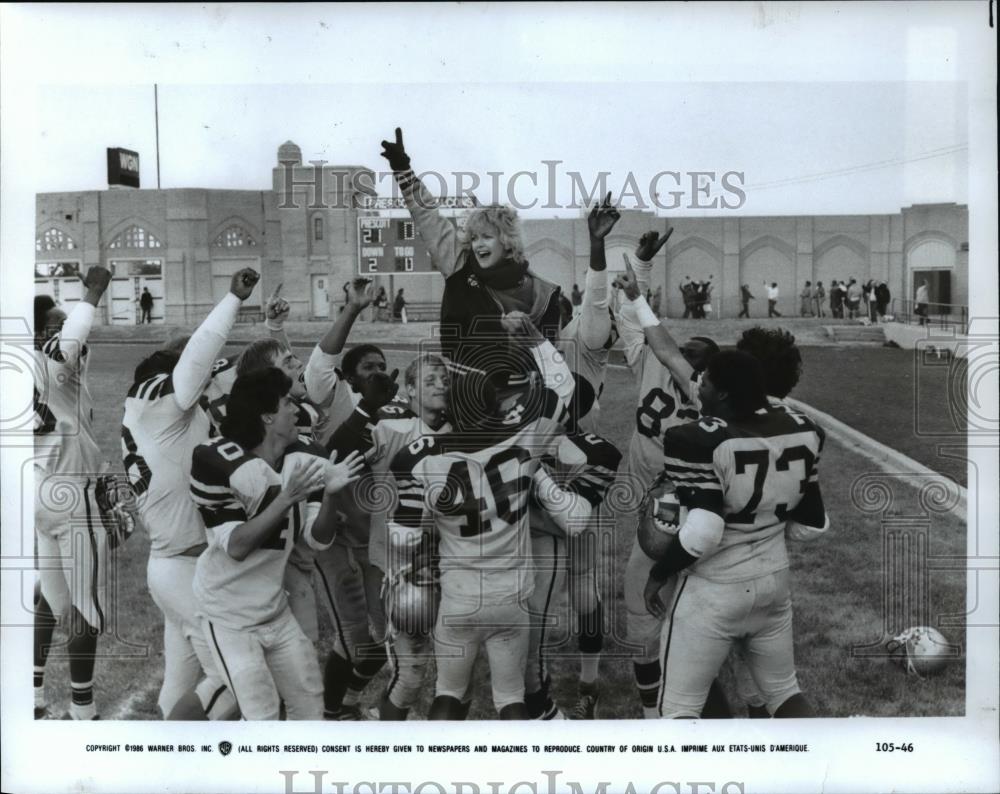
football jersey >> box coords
[662,404,825,583]
[388,387,567,605]
[121,372,213,557]
[33,334,102,477]
[363,404,451,572]
[198,355,239,436]
[529,431,623,539]
[190,436,331,629]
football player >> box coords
[525,194,622,720]
[34,266,111,720]
[121,267,259,720]
[612,241,720,718]
[309,336,399,720]
[325,353,452,720]
[643,351,827,718]
[33,266,112,720]
[190,367,364,720]
[386,315,582,719]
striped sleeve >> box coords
[190,443,251,550]
[561,433,623,508]
[662,422,725,515]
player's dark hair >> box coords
[133,350,180,386]
[236,338,286,377]
[341,344,385,380]
[221,367,291,449]
[689,336,720,356]
[447,369,499,431]
[736,326,802,399]
[34,295,57,336]
[706,350,767,419]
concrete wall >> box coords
[36,181,968,324]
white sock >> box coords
[642,705,659,719]
[34,685,46,709]
[579,657,600,686]
[70,701,97,720]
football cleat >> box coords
[636,474,687,560]
[568,687,599,720]
[887,626,958,677]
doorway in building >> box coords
[108,259,164,325]
[311,274,331,319]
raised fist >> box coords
[635,229,674,262]
[230,268,260,301]
[82,265,112,296]
[588,192,621,241]
[380,127,411,172]
[358,369,400,412]
[348,278,374,310]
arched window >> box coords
[313,216,324,241]
[213,225,258,248]
[36,228,77,253]
[108,225,162,249]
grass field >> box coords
[34,341,967,720]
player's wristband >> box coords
[264,319,285,332]
[630,296,660,329]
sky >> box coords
[3,3,985,219]
[34,81,967,217]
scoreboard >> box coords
[357,216,463,275]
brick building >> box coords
[35,141,968,323]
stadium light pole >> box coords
[154,84,161,189]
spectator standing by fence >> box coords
[393,288,407,324]
[765,281,781,317]
[681,277,695,318]
[813,281,826,318]
[800,282,813,317]
[846,278,861,319]
[915,279,930,325]
[739,283,754,318]
[875,281,890,319]
[571,283,583,317]
[139,287,154,324]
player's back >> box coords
[122,372,211,556]
[33,336,101,477]
[664,404,824,583]
[392,404,564,605]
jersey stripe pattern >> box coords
[190,436,328,629]
[34,335,102,476]
[388,383,567,605]
[529,431,623,539]
[662,404,825,583]
[121,372,212,556]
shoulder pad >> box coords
[191,437,254,485]
[663,417,729,464]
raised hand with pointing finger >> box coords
[380,127,411,173]
[265,283,291,327]
[612,254,642,301]
[588,192,621,242]
[635,229,674,262]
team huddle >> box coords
[32,128,828,722]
